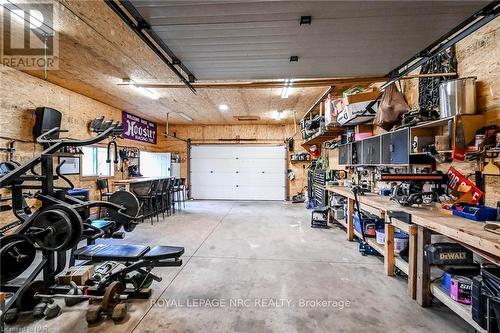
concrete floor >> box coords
[9,201,471,333]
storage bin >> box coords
[354,213,384,237]
[452,204,497,221]
[375,229,409,253]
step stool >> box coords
[311,206,329,228]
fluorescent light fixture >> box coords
[177,112,193,121]
[121,78,159,100]
[219,104,229,111]
[275,111,283,121]
[280,79,293,99]
[136,86,159,100]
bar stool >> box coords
[96,179,113,218]
[134,180,159,224]
[168,177,177,215]
[154,179,164,220]
[173,178,184,210]
[180,177,187,208]
[161,178,172,216]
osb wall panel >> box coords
[404,18,499,114]
[399,19,500,206]
[0,65,169,225]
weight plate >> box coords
[102,281,124,312]
[0,234,36,283]
[51,205,83,251]
[16,280,47,311]
[30,209,73,251]
[108,191,140,232]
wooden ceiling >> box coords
[1,0,330,125]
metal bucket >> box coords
[439,77,477,118]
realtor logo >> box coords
[1,1,59,69]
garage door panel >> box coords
[191,172,284,187]
[233,186,285,200]
[191,185,237,200]
[191,146,285,160]
[190,158,284,174]
[190,145,286,200]
[236,173,285,186]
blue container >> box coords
[452,204,497,221]
[442,272,452,291]
[354,213,384,236]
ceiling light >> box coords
[280,79,293,99]
[136,86,159,100]
[219,104,229,111]
[177,112,193,121]
[121,78,159,100]
[275,111,283,121]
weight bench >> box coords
[73,243,184,297]
[74,243,184,265]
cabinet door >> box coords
[381,133,391,164]
[338,144,347,164]
[353,141,363,165]
[363,137,380,164]
[390,129,409,164]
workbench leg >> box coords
[346,198,354,241]
[416,226,432,307]
[408,225,418,300]
[385,222,395,276]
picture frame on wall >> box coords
[58,156,80,175]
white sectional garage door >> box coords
[190,145,286,200]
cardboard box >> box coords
[344,88,381,105]
[58,265,95,285]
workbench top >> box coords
[326,185,500,260]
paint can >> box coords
[450,276,472,304]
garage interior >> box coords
[0,1,499,332]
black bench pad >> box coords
[144,246,184,260]
[74,244,150,261]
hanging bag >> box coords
[374,82,410,130]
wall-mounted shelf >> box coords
[337,114,486,166]
[301,126,343,152]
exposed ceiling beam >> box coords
[117,77,387,89]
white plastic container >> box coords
[375,229,409,253]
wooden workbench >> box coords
[326,185,500,332]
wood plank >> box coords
[347,198,354,241]
[417,225,432,307]
[395,257,409,275]
[385,222,395,276]
[408,225,418,299]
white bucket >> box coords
[375,229,409,253]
